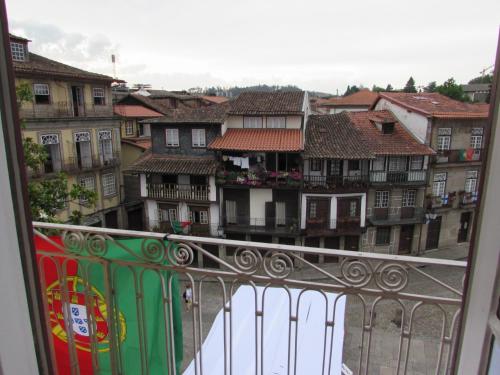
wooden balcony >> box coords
[146,183,210,201]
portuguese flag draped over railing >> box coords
[35,235,183,375]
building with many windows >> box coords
[11,34,124,227]
[374,92,489,250]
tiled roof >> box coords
[145,103,228,124]
[228,91,305,115]
[114,105,163,118]
[347,111,435,156]
[209,129,303,152]
[9,33,30,42]
[321,89,378,107]
[125,94,172,115]
[13,52,120,83]
[121,137,152,150]
[202,95,230,104]
[127,152,218,175]
[304,113,375,159]
[377,92,489,119]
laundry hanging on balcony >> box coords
[35,235,183,375]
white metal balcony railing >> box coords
[369,170,427,184]
[147,183,210,201]
[32,221,466,375]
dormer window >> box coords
[10,42,26,61]
[381,122,395,134]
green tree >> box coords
[436,78,469,102]
[385,84,393,92]
[424,81,437,93]
[372,84,385,92]
[403,77,417,93]
[344,85,360,96]
[16,83,97,223]
[468,74,493,84]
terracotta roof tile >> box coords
[305,113,375,159]
[377,92,488,118]
[228,91,305,115]
[321,89,379,107]
[127,152,218,175]
[347,111,435,156]
[146,103,228,124]
[209,129,303,152]
[13,53,120,82]
[121,138,152,150]
[202,95,230,104]
[114,105,163,118]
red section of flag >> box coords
[35,236,94,375]
[466,148,474,161]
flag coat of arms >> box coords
[35,235,183,374]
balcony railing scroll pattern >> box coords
[146,183,210,201]
[33,222,466,375]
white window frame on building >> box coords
[266,116,286,129]
[309,201,318,218]
[432,172,447,197]
[375,226,391,246]
[79,175,96,202]
[74,131,92,169]
[471,135,483,150]
[92,87,105,105]
[125,121,134,136]
[190,209,209,225]
[465,170,478,193]
[410,156,424,170]
[375,190,389,208]
[33,83,50,105]
[402,189,417,207]
[372,156,385,171]
[310,159,322,172]
[98,130,114,162]
[39,133,62,173]
[102,173,116,197]
[243,116,263,129]
[192,129,206,148]
[275,201,286,226]
[165,128,179,147]
[437,128,452,151]
[225,200,237,224]
[388,156,406,171]
[10,42,25,61]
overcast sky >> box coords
[6,0,500,94]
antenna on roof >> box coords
[111,54,116,79]
[480,64,494,77]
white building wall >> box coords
[224,114,303,131]
[140,173,147,197]
[209,176,217,201]
[224,115,244,130]
[250,188,273,219]
[375,98,430,144]
[285,115,303,129]
[145,199,159,229]
[329,107,368,114]
[210,203,220,236]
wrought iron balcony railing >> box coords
[435,149,482,163]
[19,101,114,119]
[303,174,370,190]
[223,216,300,233]
[367,207,425,223]
[146,183,210,201]
[32,221,466,375]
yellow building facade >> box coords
[12,34,124,227]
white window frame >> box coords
[388,156,406,172]
[402,189,416,207]
[267,116,286,129]
[243,117,263,129]
[309,201,317,219]
[199,211,209,224]
[437,136,451,151]
[79,175,96,202]
[432,172,447,197]
[276,201,286,226]
[10,42,25,61]
[226,200,237,224]
[310,159,322,172]
[372,156,385,171]
[471,135,483,149]
[375,191,389,208]
[349,201,357,217]
[192,129,206,147]
[102,173,116,197]
[165,128,179,147]
[93,87,105,105]
[98,130,113,161]
[410,156,424,170]
[33,83,50,104]
[125,121,134,136]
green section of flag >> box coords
[79,238,183,374]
